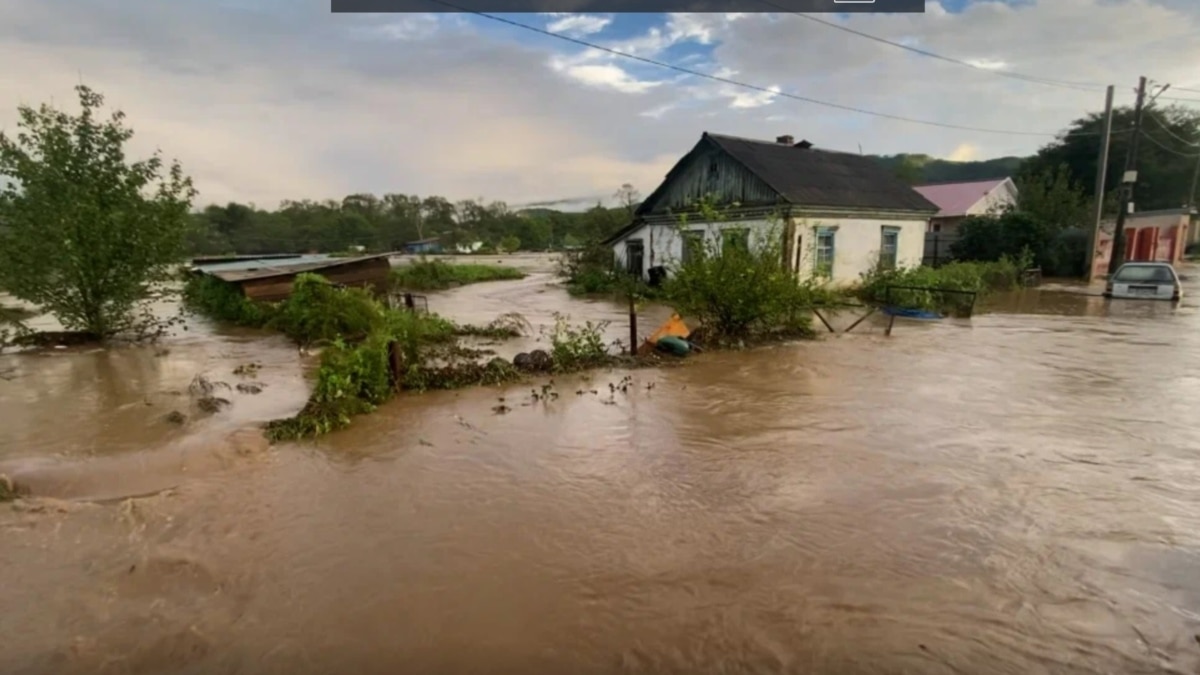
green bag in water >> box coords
[655,335,691,356]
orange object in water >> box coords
[637,313,690,356]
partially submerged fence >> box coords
[923,232,960,267]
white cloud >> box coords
[544,14,612,36]
[1,1,1198,209]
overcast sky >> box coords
[2,0,1198,210]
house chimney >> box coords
[776,135,794,145]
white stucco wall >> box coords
[791,217,927,286]
[613,215,927,286]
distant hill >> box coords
[873,153,1027,185]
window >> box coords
[681,230,705,264]
[625,239,645,277]
[721,228,749,255]
[814,228,835,277]
[880,226,900,270]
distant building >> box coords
[189,253,393,302]
[603,132,938,286]
[913,178,1018,234]
[402,237,443,254]
[1091,208,1194,278]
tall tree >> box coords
[1024,104,1200,211]
[0,85,196,339]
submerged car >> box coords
[1104,262,1182,301]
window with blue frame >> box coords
[814,227,835,277]
[880,226,900,270]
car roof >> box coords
[1117,262,1173,267]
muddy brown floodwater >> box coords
[4,262,1200,674]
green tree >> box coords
[1014,163,1091,230]
[0,85,196,339]
[1024,104,1200,211]
[499,235,520,252]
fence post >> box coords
[404,293,415,310]
[628,294,638,356]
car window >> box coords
[1114,265,1174,283]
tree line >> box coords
[186,187,640,257]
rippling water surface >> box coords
[3,260,1200,674]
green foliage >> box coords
[661,200,816,341]
[181,274,275,326]
[268,274,384,346]
[265,334,392,441]
[856,255,1029,315]
[952,203,1088,277]
[185,190,633,258]
[1014,163,1091,230]
[1024,104,1200,212]
[545,313,610,372]
[0,85,196,339]
[499,235,521,252]
[874,153,1025,185]
[390,259,526,291]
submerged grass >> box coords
[391,259,526,291]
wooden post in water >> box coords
[387,340,405,390]
[404,293,415,311]
[628,294,638,356]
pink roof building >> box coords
[913,178,1018,232]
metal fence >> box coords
[923,232,960,267]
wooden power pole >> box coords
[1108,77,1149,275]
[1085,85,1115,282]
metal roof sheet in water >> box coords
[193,253,393,283]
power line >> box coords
[761,5,1200,105]
[1145,110,1200,147]
[439,3,1113,138]
[767,4,1102,92]
[1140,130,1200,158]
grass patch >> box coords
[390,259,525,291]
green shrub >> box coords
[855,254,1029,315]
[267,274,385,346]
[181,274,275,326]
[662,208,817,341]
[390,259,525,291]
[545,313,610,372]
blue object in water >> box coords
[881,306,943,320]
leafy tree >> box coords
[1024,104,1200,211]
[0,85,196,339]
[1014,163,1091,230]
[499,235,520,252]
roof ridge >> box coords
[914,177,1011,188]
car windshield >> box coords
[1114,265,1175,283]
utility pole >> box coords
[1189,151,1200,209]
[1108,76,1156,276]
[1085,85,1115,283]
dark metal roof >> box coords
[701,133,939,213]
[194,253,393,284]
[603,133,938,245]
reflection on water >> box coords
[3,261,1200,674]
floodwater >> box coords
[3,260,1200,674]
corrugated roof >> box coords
[913,178,1010,218]
[703,133,940,213]
[193,253,393,283]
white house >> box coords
[912,177,1018,235]
[604,133,939,287]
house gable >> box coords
[635,135,785,217]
